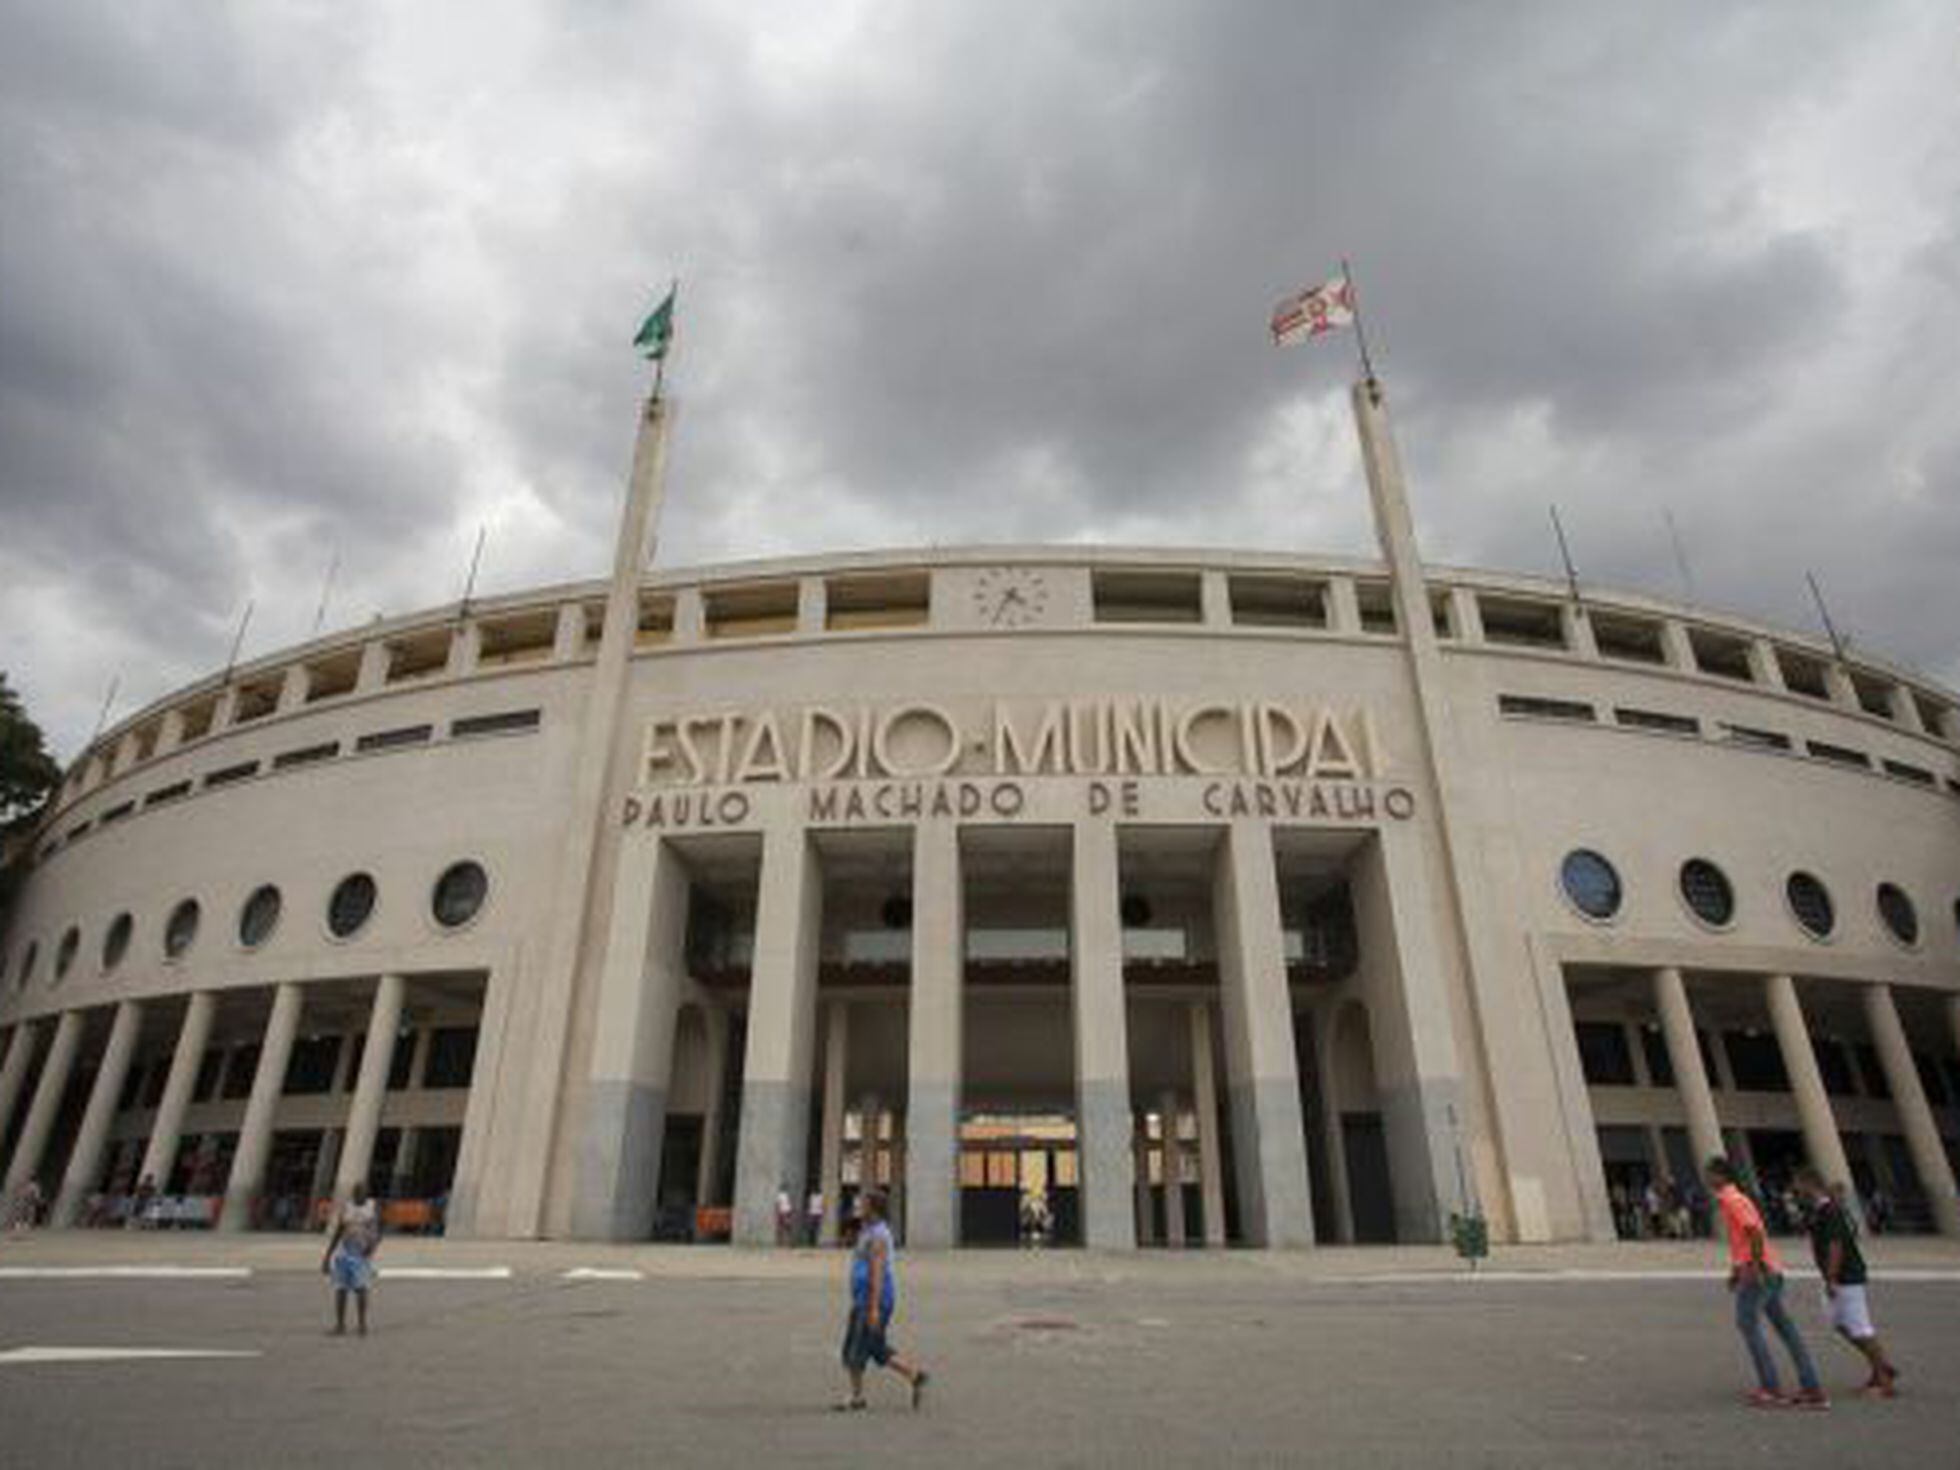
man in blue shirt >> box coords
[836,1188,931,1412]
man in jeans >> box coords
[1706,1157,1826,1409]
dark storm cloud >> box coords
[2,0,1957,756]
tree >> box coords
[1,671,61,832]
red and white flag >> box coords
[1270,275,1355,346]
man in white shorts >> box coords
[1795,1166,1897,1397]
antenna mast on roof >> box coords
[1548,504,1584,609]
[459,525,487,620]
[1663,509,1696,602]
[1806,569,1848,663]
[312,546,339,636]
[87,674,121,747]
[222,600,254,684]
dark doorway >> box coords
[1342,1112,1396,1242]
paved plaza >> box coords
[2,1237,1957,1468]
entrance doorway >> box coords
[958,1113,1079,1246]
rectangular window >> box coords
[1911,692,1947,733]
[423,1027,478,1089]
[355,724,433,753]
[221,1045,261,1100]
[1807,740,1870,769]
[1688,629,1755,682]
[1880,759,1934,787]
[1853,1045,1890,1099]
[1915,1052,1948,1106]
[1720,723,1791,752]
[1848,673,1895,720]
[635,593,675,648]
[1354,582,1398,634]
[386,632,452,683]
[282,1036,342,1096]
[204,760,260,788]
[1813,1039,1858,1097]
[1498,694,1595,722]
[118,1061,148,1112]
[176,696,219,744]
[141,1060,168,1109]
[1638,1027,1674,1087]
[475,611,558,668]
[1614,707,1700,737]
[1092,569,1203,624]
[1479,596,1568,649]
[1776,649,1832,700]
[389,1031,420,1090]
[1228,574,1328,629]
[99,801,136,826]
[231,677,282,724]
[145,781,193,808]
[1722,1031,1790,1092]
[272,741,339,771]
[704,582,799,639]
[1574,1022,1638,1086]
[451,709,541,740]
[303,652,360,703]
[193,1049,225,1103]
[825,573,930,631]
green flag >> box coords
[633,288,676,361]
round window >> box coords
[1560,849,1623,921]
[102,913,134,972]
[1678,860,1734,928]
[16,941,37,991]
[239,885,282,949]
[54,926,80,981]
[328,873,378,938]
[431,861,489,930]
[1876,883,1918,947]
[164,899,201,959]
[1786,873,1835,939]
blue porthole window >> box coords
[54,926,80,982]
[327,872,377,939]
[1678,860,1734,929]
[102,913,134,972]
[239,885,282,949]
[164,899,201,959]
[15,941,37,991]
[1560,849,1623,921]
[1876,883,1918,947]
[431,861,488,930]
[1786,873,1834,940]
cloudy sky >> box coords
[3,1,1958,759]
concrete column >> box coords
[858,1093,884,1193]
[1199,570,1231,627]
[0,1022,39,1166]
[1823,663,1858,710]
[3,1010,84,1193]
[1189,1001,1226,1247]
[817,1001,849,1246]
[53,1001,144,1226]
[391,1127,421,1197]
[1659,620,1697,672]
[1764,974,1857,1198]
[695,1006,730,1208]
[732,827,824,1245]
[552,603,586,661]
[218,982,304,1233]
[334,974,406,1202]
[355,639,391,693]
[1159,1090,1185,1247]
[137,991,216,1193]
[445,622,479,677]
[1212,822,1314,1246]
[796,576,826,633]
[905,820,963,1248]
[1746,638,1786,691]
[1563,604,1598,659]
[1864,983,1960,1237]
[277,664,309,714]
[1326,577,1361,635]
[1071,820,1136,1250]
[1313,1012,1356,1244]
[1133,1127,1154,1244]
[1653,968,1723,1172]
[311,1130,343,1202]
[571,836,691,1240]
[1885,685,1924,732]
[154,708,185,757]
[1448,586,1484,644]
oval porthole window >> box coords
[432,861,489,930]
[1785,873,1835,940]
[327,873,378,939]
[17,941,38,991]
[165,899,201,959]
[1876,882,1918,947]
[239,885,282,949]
[1560,849,1623,921]
[1678,859,1735,928]
[102,912,134,972]
[54,926,80,982]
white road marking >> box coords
[0,1347,262,1366]
[0,1267,252,1280]
[377,1266,512,1280]
[1342,1267,1960,1286]
[561,1267,645,1281]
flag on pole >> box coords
[633,287,677,361]
[1270,275,1355,347]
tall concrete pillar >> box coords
[1653,968,1723,1172]
[1314,1011,1356,1244]
[1159,1090,1186,1247]
[0,1022,40,1168]
[571,835,690,1240]
[817,1000,850,1246]
[1212,822,1314,1246]
[1864,983,1960,1237]
[695,1006,730,1208]
[4,1010,83,1193]
[53,1001,144,1226]
[1133,1127,1155,1245]
[1764,974,1856,1197]
[1071,820,1136,1249]
[390,1127,420,1197]
[1189,1001,1227,1247]
[732,827,823,1245]
[905,821,963,1248]
[334,974,406,1202]
[138,991,216,1193]
[311,1130,343,1203]
[218,982,304,1233]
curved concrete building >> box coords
[2,388,1957,1248]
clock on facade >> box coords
[971,567,1050,628]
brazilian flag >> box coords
[633,287,676,361]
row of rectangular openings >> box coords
[452,709,541,739]
[1688,627,1753,682]
[706,583,798,639]
[272,741,339,771]
[204,760,260,789]
[1777,648,1832,699]
[1721,723,1791,752]
[1229,574,1328,629]
[1497,694,1595,722]
[1847,671,1896,720]
[1093,570,1202,624]
[633,593,673,648]
[231,676,283,724]
[1356,581,1397,634]
[1590,613,1667,665]
[355,724,433,753]
[827,572,929,630]
[1480,596,1566,649]
[304,651,361,703]
[387,630,452,683]
[477,611,557,669]
[99,801,135,826]
[1615,706,1700,736]
[144,780,193,808]
[1807,739,1870,769]
[1882,759,1935,787]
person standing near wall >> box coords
[322,1183,382,1337]
[1706,1157,1825,1409]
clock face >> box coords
[971,567,1050,628]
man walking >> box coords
[1794,1166,1898,1397]
[1706,1157,1826,1409]
[834,1189,930,1412]
[321,1183,382,1337]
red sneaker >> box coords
[1790,1388,1831,1411]
[1744,1389,1788,1409]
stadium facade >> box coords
[2,383,1957,1248]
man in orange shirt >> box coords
[1706,1157,1826,1409]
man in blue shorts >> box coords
[835,1188,930,1412]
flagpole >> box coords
[651,275,679,404]
[1341,258,1379,387]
